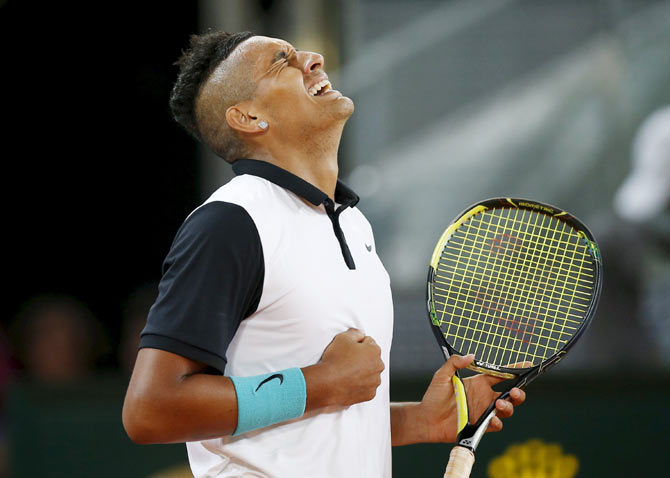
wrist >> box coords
[230,367,306,436]
[391,402,426,446]
[301,363,338,411]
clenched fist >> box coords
[303,328,385,410]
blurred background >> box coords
[1,0,668,477]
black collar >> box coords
[232,159,360,208]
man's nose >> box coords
[295,51,324,74]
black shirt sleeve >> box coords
[140,201,264,374]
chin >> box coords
[334,96,355,120]
[306,97,355,129]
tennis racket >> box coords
[426,198,602,478]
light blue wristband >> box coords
[230,367,307,436]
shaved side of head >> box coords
[195,43,258,163]
[169,31,256,163]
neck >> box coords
[251,122,344,199]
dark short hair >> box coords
[169,31,255,160]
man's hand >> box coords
[391,354,526,446]
[303,328,385,409]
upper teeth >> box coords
[308,79,331,96]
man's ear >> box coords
[226,102,267,133]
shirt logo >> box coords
[365,243,372,252]
[255,373,284,392]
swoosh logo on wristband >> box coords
[255,373,284,392]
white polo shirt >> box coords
[141,159,394,478]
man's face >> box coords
[239,36,354,133]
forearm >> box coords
[123,365,331,444]
[390,402,427,446]
[122,350,341,444]
[122,348,237,444]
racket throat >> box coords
[457,408,497,452]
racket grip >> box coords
[443,446,475,478]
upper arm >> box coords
[123,347,210,409]
[123,202,264,443]
[139,201,264,373]
[127,347,209,395]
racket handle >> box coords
[443,446,475,478]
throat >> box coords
[290,156,339,200]
[259,124,345,198]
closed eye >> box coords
[264,46,297,77]
[273,50,287,62]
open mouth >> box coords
[308,79,332,97]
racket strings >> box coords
[472,207,552,364]
[446,213,585,364]
[440,210,591,363]
[432,208,596,367]
[440,216,595,284]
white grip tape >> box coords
[443,446,475,478]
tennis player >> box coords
[122,31,525,478]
